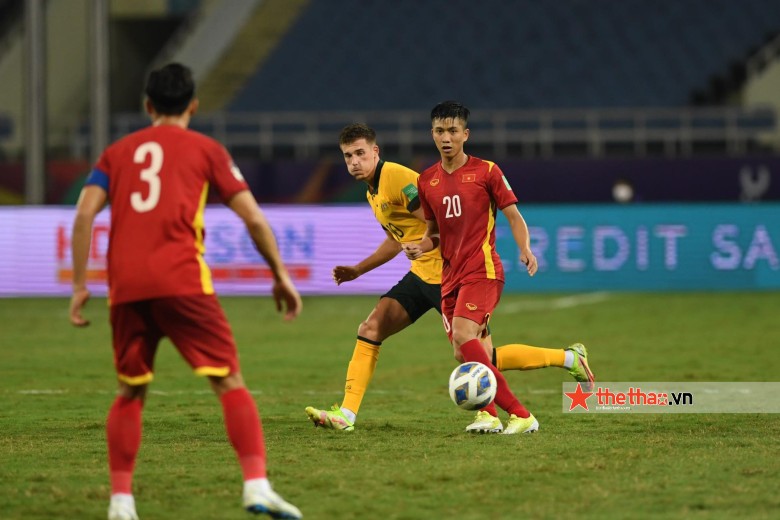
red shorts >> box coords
[440,279,503,342]
[109,294,239,385]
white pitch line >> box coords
[497,291,611,314]
[11,389,260,396]
[16,387,560,396]
[17,389,69,395]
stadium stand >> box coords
[0,0,21,42]
[31,0,780,204]
[66,1,780,162]
[229,0,780,111]
[0,113,12,142]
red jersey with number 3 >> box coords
[418,156,518,296]
[87,125,248,305]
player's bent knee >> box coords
[208,371,245,396]
[357,319,383,343]
[451,330,475,350]
[118,381,147,401]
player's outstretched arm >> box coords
[332,232,401,285]
[501,205,538,276]
[228,190,302,320]
[69,185,107,327]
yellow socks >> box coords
[494,343,565,371]
[341,337,380,415]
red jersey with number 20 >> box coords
[418,156,518,296]
[87,125,248,305]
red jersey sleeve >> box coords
[418,169,437,221]
[485,162,518,209]
[85,147,113,191]
[207,143,249,202]
[419,184,434,221]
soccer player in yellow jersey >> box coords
[305,124,593,433]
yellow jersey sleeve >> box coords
[366,161,442,284]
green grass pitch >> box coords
[2,292,779,519]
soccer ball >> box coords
[448,362,497,410]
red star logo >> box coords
[565,383,593,411]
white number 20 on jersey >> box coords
[443,195,462,218]
[130,142,163,213]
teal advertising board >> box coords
[497,204,780,292]
[1,205,777,296]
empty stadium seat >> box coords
[228,0,780,111]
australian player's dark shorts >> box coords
[382,271,441,323]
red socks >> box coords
[220,388,267,480]
[107,387,267,495]
[107,396,143,494]
[460,339,530,419]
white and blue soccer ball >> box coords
[448,362,497,410]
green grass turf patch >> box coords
[1,293,779,519]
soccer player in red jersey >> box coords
[68,63,303,520]
[405,101,594,434]
[305,124,591,434]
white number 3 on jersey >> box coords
[131,142,163,213]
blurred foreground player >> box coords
[69,63,303,520]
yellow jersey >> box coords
[366,160,442,284]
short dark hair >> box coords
[145,63,195,115]
[339,123,376,147]
[430,100,470,126]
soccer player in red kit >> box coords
[405,101,593,434]
[69,64,303,520]
[305,124,592,434]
